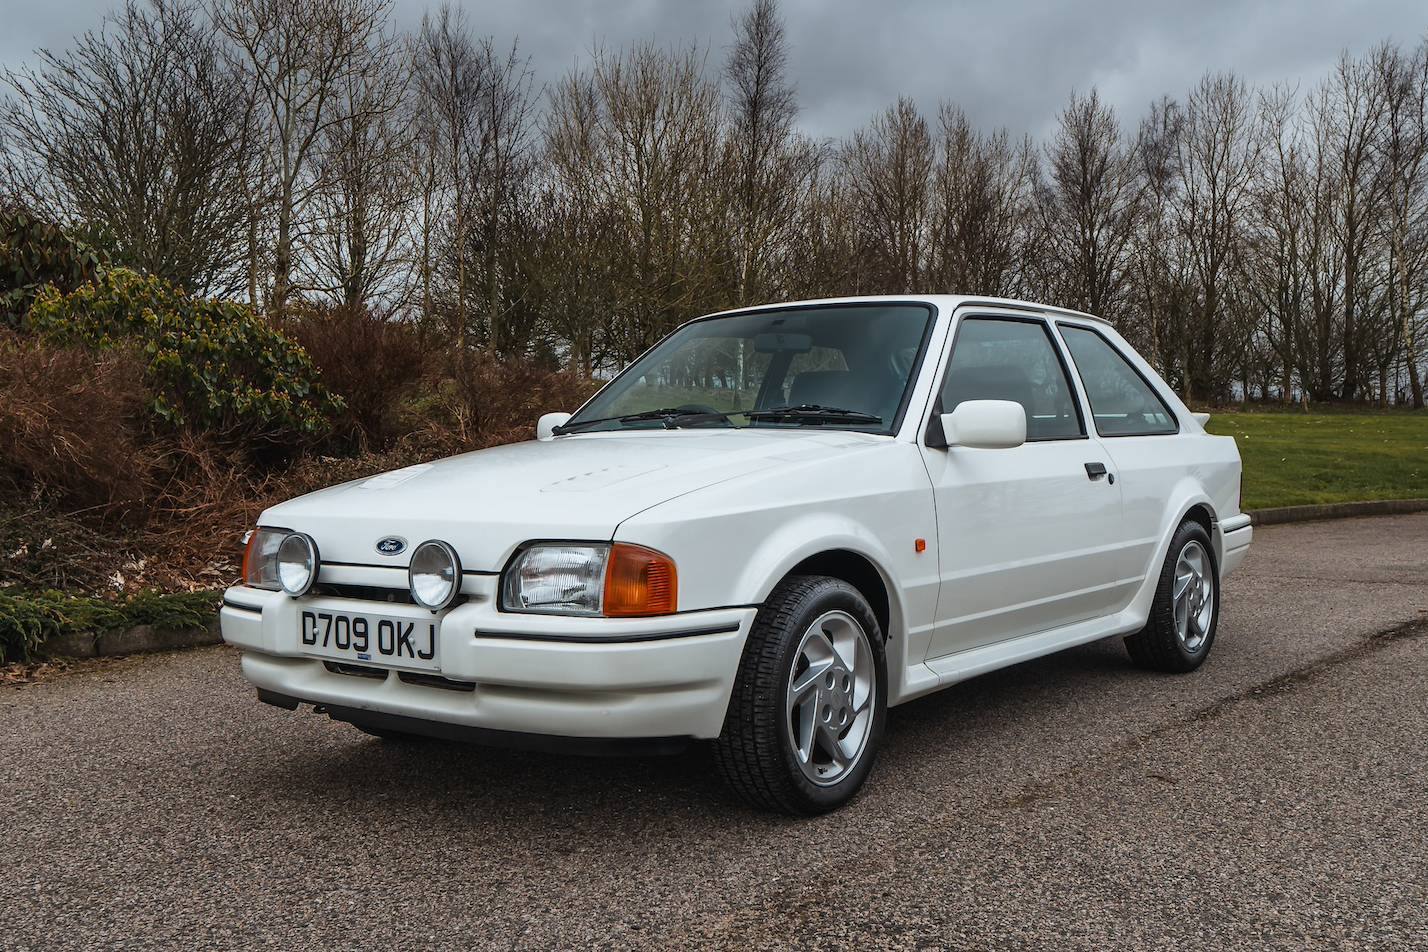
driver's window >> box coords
[941,318,1084,440]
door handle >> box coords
[1084,462,1114,484]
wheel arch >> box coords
[1122,490,1223,625]
[1183,501,1213,536]
[1180,501,1224,573]
[785,549,892,645]
[1157,477,1224,571]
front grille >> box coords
[324,661,388,680]
[323,660,475,694]
[310,583,470,610]
[398,671,477,692]
[313,583,415,605]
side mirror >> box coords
[941,399,1026,449]
[536,412,572,441]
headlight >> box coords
[243,528,285,590]
[277,532,319,596]
[243,527,319,595]
[409,540,462,610]
[502,544,607,615]
[501,543,676,616]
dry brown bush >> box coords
[0,332,154,520]
[0,496,145,591]
[280,306,429,450]
[0,322,600,592]
[142,437,410,589]
[395,351,600,457]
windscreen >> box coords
[565,304,935,433]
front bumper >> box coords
[221,578,755,747]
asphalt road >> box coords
[3,514,1426,951]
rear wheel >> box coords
[713,576,887,815]
[1125,520,1219,672]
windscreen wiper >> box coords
[744,404,883,425]
[554,403,883,434]
[664,406,883,427]
[551,407,713,434]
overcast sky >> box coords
[4,0,1426,143]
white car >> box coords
[222,295,1251,814]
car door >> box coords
[919,312,1126,661]
[1056,321,1195,605]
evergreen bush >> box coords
[28,268,341,437]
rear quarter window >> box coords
[1059,324,1178,437]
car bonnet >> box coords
[255,429,885,571]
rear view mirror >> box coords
[753,332,813,354]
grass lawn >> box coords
[1204,406,1428,510]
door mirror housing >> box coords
[536,412,572,441]
[940,399,1026,449]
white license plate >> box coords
[299,609,440,672]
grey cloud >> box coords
[3,0,1424,145]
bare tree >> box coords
[211,0,394,313]
[1374,38,1428,407]
[1128,95,1186,371]
[1173,72,1262,402]
[411,6,479,340]
[926,104,1034,297]
[2,0,253,294]
[723,0,820,306]
[520,186,623,376]
[841,97,933,292]
[545,41,726,364]
[1247,84,1314,401]
[1034,89,1142,320]
[783,160,861,299]
[305,21,410,311]
[411,8,536,352]
[467,39,537,355]
[1315,50,1392,400]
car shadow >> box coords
[235,635,1150,833]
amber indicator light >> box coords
[604,543,678,615]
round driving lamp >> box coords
[409,540,462,610]
[276,532,319,596]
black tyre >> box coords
[713,575,887,815]
[1124,520,1219,673]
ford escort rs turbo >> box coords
[221,295,1251,815]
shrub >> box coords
[0,331,153,519]
[280,304,428,450]
[27,268,341,438]
[0,212,108,324]
[397,351,600,457]
[0,586,218,663]
[0,499,151,593]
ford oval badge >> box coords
[375,537,407,556]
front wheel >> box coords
[713,576,887,815]
[1124,520,1219,672]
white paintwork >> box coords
[222,294,1251,747]
[918,436,1128,659]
